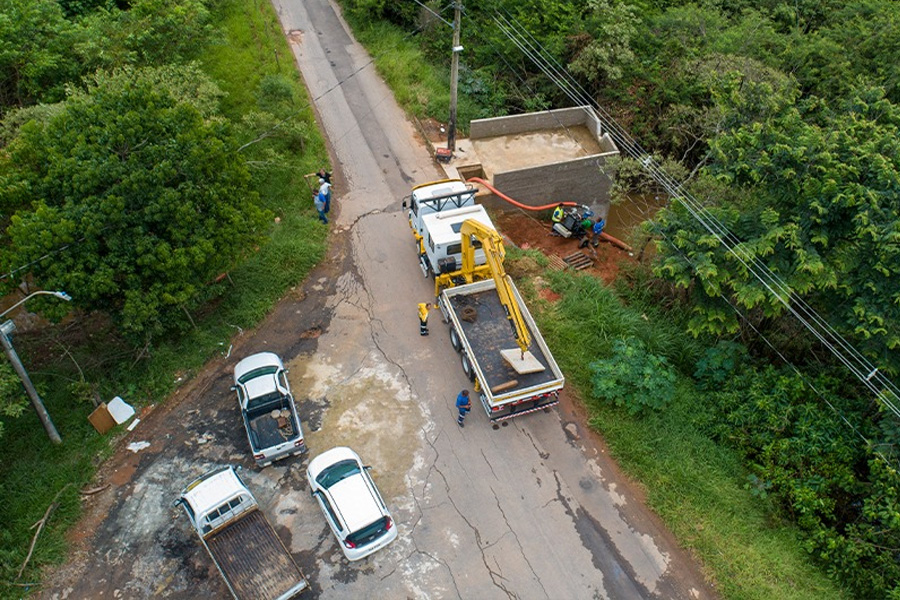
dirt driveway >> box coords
[40,1,717,598]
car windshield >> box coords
[237,365,278,384]
[347,516,389,546]
[316,459,361,488]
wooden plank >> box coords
[491,379,520,393]
[546,255,566,271]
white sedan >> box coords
[306,447,398,561]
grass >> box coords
[337,12,484,129]
[522,266,848,600]
[0,0,328,594]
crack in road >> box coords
[481,448,499,480]
[346,222,413,384]
[420,429,518,599]
[400,427,462,597]
[490,486,550,599]
[516,421,550,460]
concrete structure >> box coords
[443,106,619,216]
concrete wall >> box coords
[470,106,594,139]
[467,106,619,216]
[488,151,618,215]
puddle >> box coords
[605,193,666,244]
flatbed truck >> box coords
[405,179,564,421]
[440,278,564,420]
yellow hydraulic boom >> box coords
[457,219,532,355]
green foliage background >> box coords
[0,0,328,592]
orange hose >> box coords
[600,232,633,252]
[466,176,633,252]
[466,177,579,211]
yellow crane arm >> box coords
[459,219,532,354]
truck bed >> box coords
[206,509,307,600]
[444,279,563,404]
[246,398,299,451]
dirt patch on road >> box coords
[287,353,422,502]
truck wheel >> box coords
[461,353,476,382]
[449,328,462,353]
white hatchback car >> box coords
[306,447,398,561]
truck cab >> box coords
[179,466,257,537]
[407,179,490,277]
[419,205,494,277]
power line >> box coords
[488,10,900,421]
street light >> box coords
[0,290,72,444]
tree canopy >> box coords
[0,66,271,340]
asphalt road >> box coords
[40,1,718,598]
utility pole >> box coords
[0,320,61,444]
[0,290,71,444]
[447,0,462,152]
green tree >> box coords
[0,0,79,110]
[568,0,639,88]
[74,0,212,72]
[0,66,271,341]
[654,83,900,374]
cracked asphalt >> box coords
[37,1,719,598]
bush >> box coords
[694,340,748,390]
[589,337,677,415]
[708,365,900,598]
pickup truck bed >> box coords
[206,509,307,600]
[246,398,298,450]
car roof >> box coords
[181,467,249,513]
[243,374,279,400]
[309,448,386,531]
[234,352,283,381]
[329,473,384,532]
[421,205,495,246]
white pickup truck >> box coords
[174,465,309,600]
[232,352,306,467]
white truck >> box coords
[232,352,306,468]
[405,179,565,421]
[174,465,309,600]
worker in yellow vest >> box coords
[418,302,433,336]
[551,203,565,224]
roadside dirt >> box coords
[493,209,633,284]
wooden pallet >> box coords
[546,255,566,271]
[562,251,594,271]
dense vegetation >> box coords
[0,0,328,592]
[338,0,899,597]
